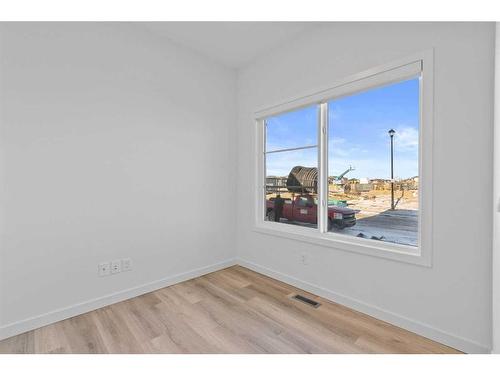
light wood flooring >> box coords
[0,265,461,354]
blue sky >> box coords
[266,77,420,179]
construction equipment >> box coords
[332,165,355,183]
[286,166,318,194]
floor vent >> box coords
[291,294,321,308]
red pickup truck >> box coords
[266,194,356,230]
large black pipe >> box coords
[286,166,318,194]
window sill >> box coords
[253,221,431,267]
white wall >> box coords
[0,22,494,353]
[236,22,495,353]
[0,23,237,338]
[493,22,500,355]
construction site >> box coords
[266,165,419,247]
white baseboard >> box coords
[238,258,490,354]
[0,258,237,341]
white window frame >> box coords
[254,50,434,267]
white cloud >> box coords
[393,126,418,151]
[266,148,317,177]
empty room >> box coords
[1,2,500,372]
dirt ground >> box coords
[330,188,418,246]
[330,188,418,218]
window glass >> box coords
[265,106,318,229]
[327,78,420,246]
[266,106,318,152]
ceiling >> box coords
[140,22,319,69]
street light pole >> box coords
[388,129,396,210]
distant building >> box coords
[343,178,372,193]
[368,176,419,191]
[266,176,287,193]
[370,178,390,190]
[399,176,419,190]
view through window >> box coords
[265,106,318,229]
[263,77,420,248]
[328,78,420,246]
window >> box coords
[255,53,433,265]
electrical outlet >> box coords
[111,259,121,274]
[300,253,309,265]
[98,262,111,277]
[122,258,132,272]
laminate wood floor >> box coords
[0,266,461,354]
